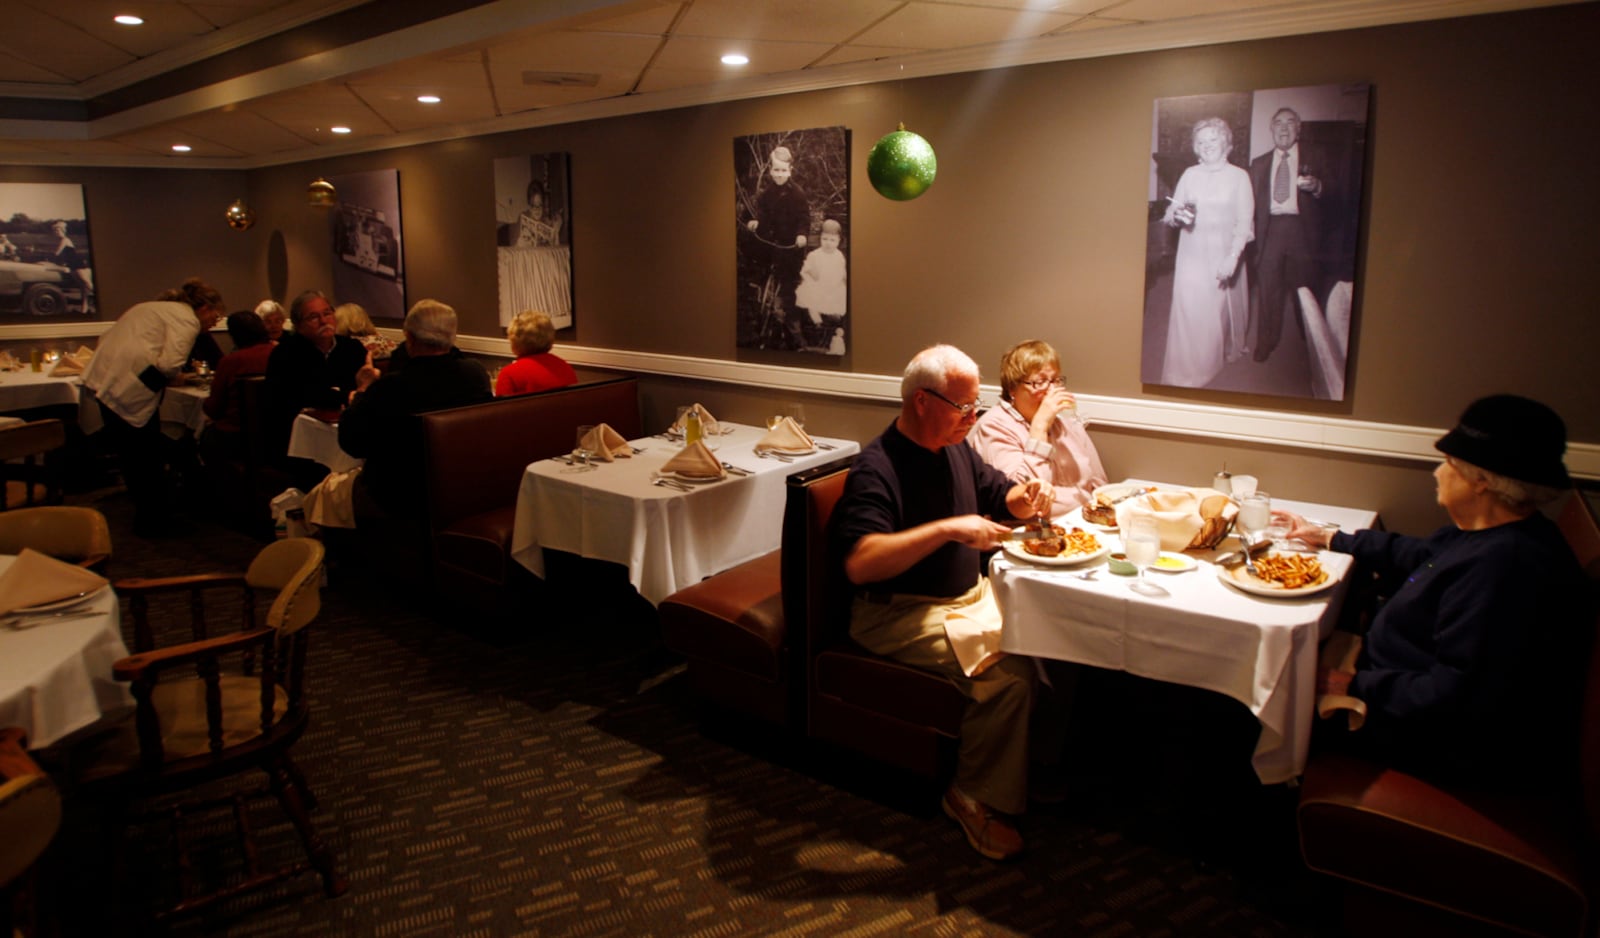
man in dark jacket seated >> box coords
[1280,394,1589,792]
[338,298,492,522]
[264,290,368,485]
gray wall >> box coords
[4,4,1595,535]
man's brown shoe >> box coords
[942,788,1023,860]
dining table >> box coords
[989,483,1378,785]
[287,412,363,472]
[510,422,859,605]
[0,556,130,749]
[0,368,82,413]
[75,382,211,441]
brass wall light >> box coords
[308,177,337,207]
[225,198,256,230]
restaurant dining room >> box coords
[1,1,1597,936]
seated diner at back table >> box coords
[263,290,367,481]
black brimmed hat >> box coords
[1435,394,1570,488]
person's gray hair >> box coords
[901,344,979,401]
[254,299,285,320]
[507,309,555,357]
[289,290,328,326]
[1447,457,1563,512]
[404,298,457,351]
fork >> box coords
[651,476,691,492]
[758,451,794,463]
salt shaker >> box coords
[1212,468,1233,496]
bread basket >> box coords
[1187,494,1237,550]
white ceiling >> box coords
[0,0,1582,168]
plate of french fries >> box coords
[1002,524,1109,566]
[1219,550,1338,597]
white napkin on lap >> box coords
[754,417,814,454]
[0,548,109,616]
[669,403,720,436]
[660,440,725,479]
[579,423,633,462]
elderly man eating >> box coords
[338,299,492,522]
[829,344,1055,860]
[264,290,368,468]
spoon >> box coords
[720,462,752,476]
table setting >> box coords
[511,403,859,604]
[0,550,130,749]
[990,477,1377,783]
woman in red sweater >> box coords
[495,309,576,396]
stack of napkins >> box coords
[0,548,109,617]
[670,403,720,436]
[0,351,20,371]
[49,345,94,377]
[660,440,724,479]
[754,417,814,454]
[579,423,633,462]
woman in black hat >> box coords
[1278,394,1588,790]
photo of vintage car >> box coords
[0,258,88,317]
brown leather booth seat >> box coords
[784,459,967,780]
[659,551,790,727]
[418,377,641,605]
[1297,490,1600,937]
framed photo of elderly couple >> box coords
[1141,82,1371,401]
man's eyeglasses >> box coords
[1021,376,1065,392]
[923,386,979,418]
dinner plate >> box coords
[666,470,724,484]
[1149,552,1197,573]
[1217,554,1340,597]
[11,583,108,615]
[1001,536,1110,567]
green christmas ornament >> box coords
[867,124,937,201]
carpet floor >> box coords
[41,487,1346,937]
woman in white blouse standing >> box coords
[969,340,1107,515]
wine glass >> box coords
[569,425,597,472]
[1123,514,1164,596]
[784,403,806,429]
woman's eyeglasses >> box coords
[923,386,979,418]
[1021,376,1065,392]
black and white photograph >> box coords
[494,153,573,329]
[735,126,849,356]
[0,182,97,319]
[328,169,406,321]
[1141,83,1370,400]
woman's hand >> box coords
[1215,252,1241,284]
[1030,386,1076,435]
[1274,510,1333,549]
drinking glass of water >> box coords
[1124,514,1164,596]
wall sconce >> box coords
[225,198,256,230]
[308,177,337,207]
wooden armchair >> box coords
[0,505,112,573]
[0,419,65,510]
[58,537,346,921]
[1,728,60,938]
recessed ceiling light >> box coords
[331,126,352,134]
[417,95,441,104]
[721,53,749,66]
[171,144,191,152]
[114,14,143,26]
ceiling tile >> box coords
[649,34,837,75]
[485,30,659,114]
[349,59,499,131]
[814,43,929,68]
[39,0,218,58]
[855,4,1078,48]
[164,107,316,154]
[569,2,683,37]
[3,4,137,82]
[674,0,902,45]
[185,0,316,30]
[1111,0,1313,18]
[241,83,391,144]
[108,126,247,158]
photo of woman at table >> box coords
[1280,395,1589,791]
[80,277,224,537]
[969,340,1107,514]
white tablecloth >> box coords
[0,557,130,748]
[991,487,1378,784]
[511,423,858,604]
[287,413,363,472]
[76,383,209,440]
[0,369,81,412]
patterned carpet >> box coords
[46,487,1345,937]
